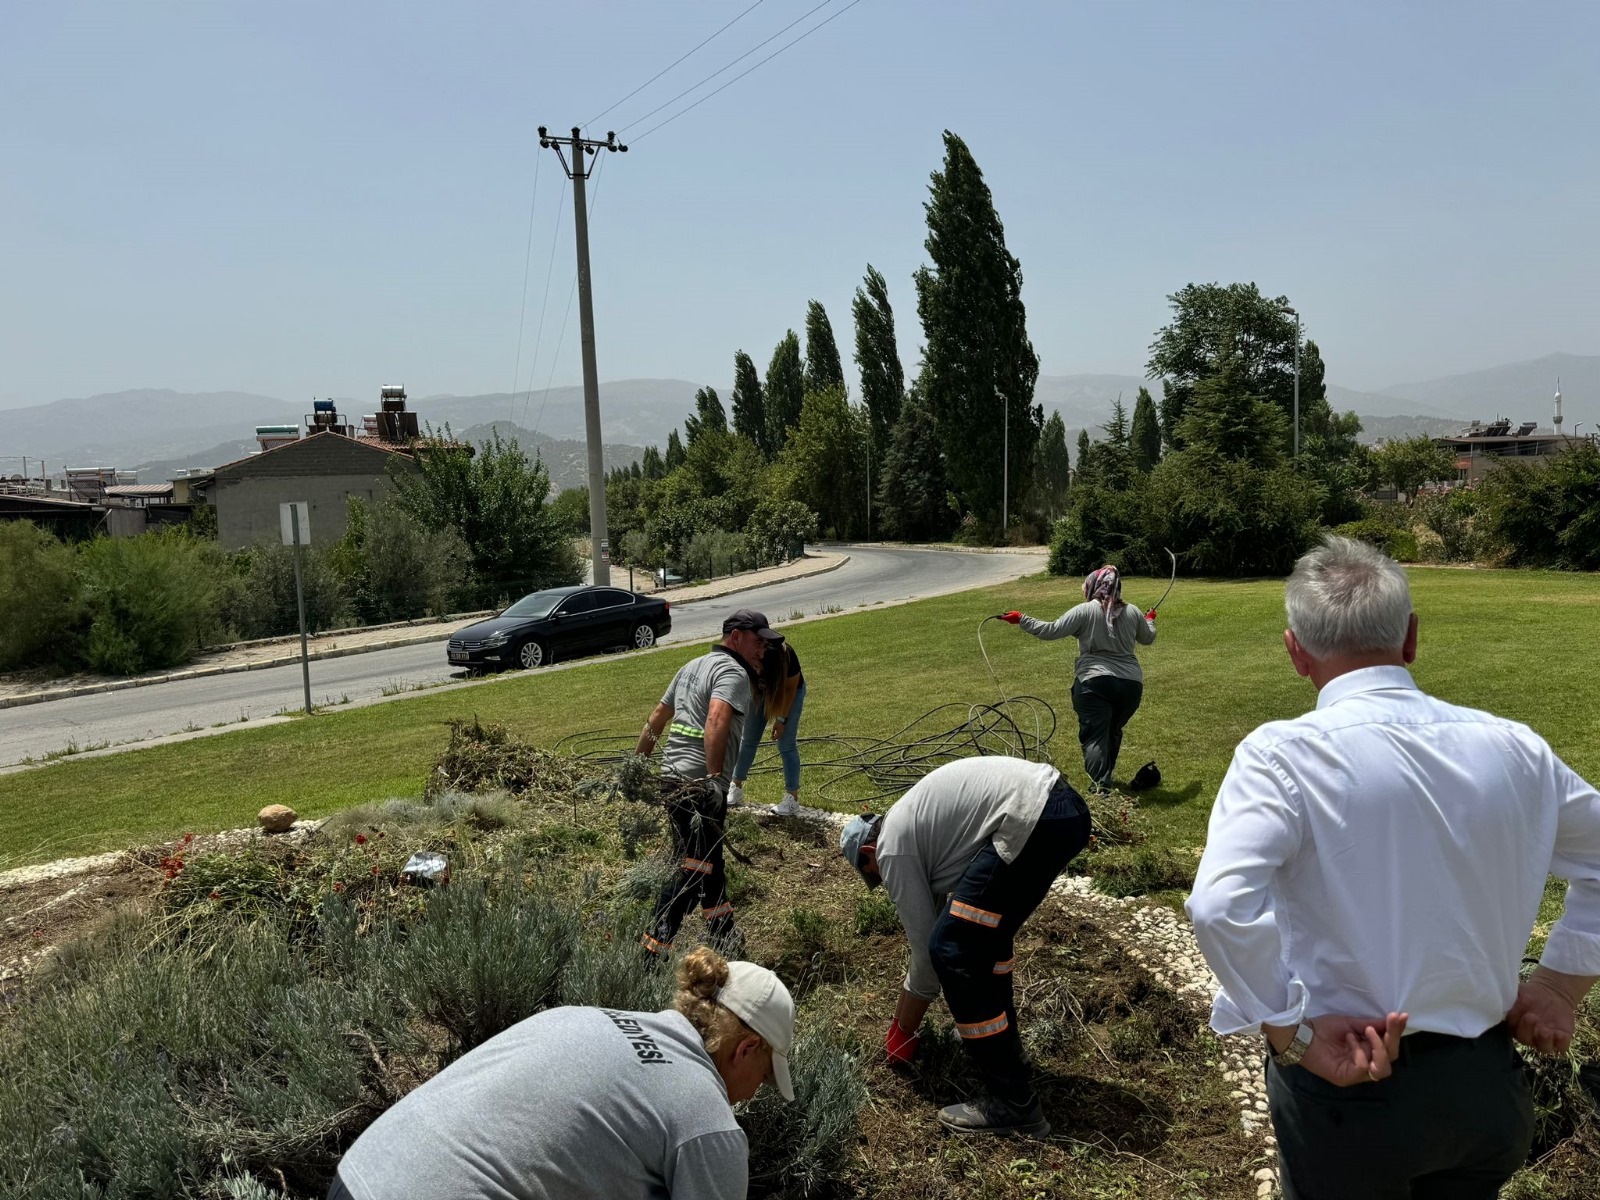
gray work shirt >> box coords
[876,756,1062,1000]
[660,649,753,781]
[337,1006,748,1200]
[1019,601,1155,683]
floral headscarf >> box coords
[1082,564,1125,629]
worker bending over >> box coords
[637,610,783,958]
[329,947,795,1200]
[1002,564,1156,792]
[839,755,1091,1136]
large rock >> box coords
[258,804,298,834]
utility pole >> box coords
[539,125,627,584]
[1293,313,1301,460]
[997,385,1009,535]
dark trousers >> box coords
[1071,675,1143,790]
[928,778,1092,1106]
[644,779,734,955]
[1267,1024,1534,1200]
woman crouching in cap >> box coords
[329,947,795,1200]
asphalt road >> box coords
[0,545,1041,766]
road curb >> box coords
[0,555,850,711]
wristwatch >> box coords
[1268,1022,1314,1067]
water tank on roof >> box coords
[256,425,298,435]
[313,398,336,414]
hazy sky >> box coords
[3,1,1597,411]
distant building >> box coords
[205,385,453,550]
[1432,418,1571,486]
[209,431,420,550]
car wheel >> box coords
[518,639,548,669]
[633,623,657,650]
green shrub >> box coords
[1478,442,1600,570]
[0,520,83,670]
[854,889,901,937]
[739,1031,868,1199]
[390,865,579,1059]
[1414,487,1488,564]
[1330,518,1419,561]
[331,497,471,624]
[0,918,413,1198]
[1089,845,1196,898]
[782,905,833,960]
[557,917,673,1012]
[77,530,232,673]
[227,539,350,639]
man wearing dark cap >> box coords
[637,610,783,958]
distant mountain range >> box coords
[2,354,1592,482]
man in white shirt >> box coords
[1187,536,1600,1199]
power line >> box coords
[629,0,866,144]
[618,0,840,134]
[507,149,542,423]
[586,0,769,128]
[517,180,568,427]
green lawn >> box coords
[4,567,1599,871]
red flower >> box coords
[182,832,195,845]
[371,865,380,876]
[354,834,368,846]
[208,890,222,900]
[332,881,346,894]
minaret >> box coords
[1553,378,1563,432]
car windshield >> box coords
[500,590,569,619]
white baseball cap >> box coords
[716,961,796,1101]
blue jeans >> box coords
[733,680,806,792]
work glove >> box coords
[1144,609,1157,622]
[885,1018,921,1066]
[1000,611,1022,625]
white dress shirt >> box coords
[1187,666,1600,1038]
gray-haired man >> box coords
[1187,536,1600,1198]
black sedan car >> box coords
[447,586,672,672]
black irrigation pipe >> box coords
[556,694,1058,808]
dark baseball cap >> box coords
[722,609,783,640]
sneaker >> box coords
[937,1095,1050,1139]
[726,783,746,808]
[772,793,801,816]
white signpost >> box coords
[280,502,314,716]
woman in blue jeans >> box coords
[729,641,806,815]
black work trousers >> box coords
[1267,1024,1534,1200]
[644,778,735,955]
[928,777,1091,1107]
[1071,675,1143,790]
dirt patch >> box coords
[724,811,1260,1198]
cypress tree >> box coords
[852,264,904,462]
[1131,386,1162,472]
[803,301,846,396]
[641,445,665,479]
[913,131,1041,527]
[1033,411,1071,520]
[765,331,804,450]
[665,429,686,472]
[730,350,766,452]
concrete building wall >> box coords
[211,434,418,550]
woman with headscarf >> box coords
[1000,565,1156,792]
